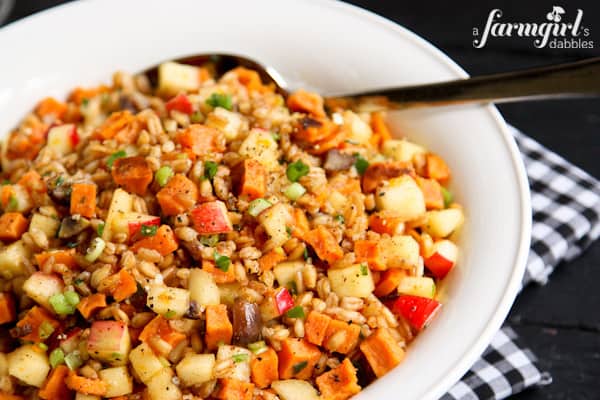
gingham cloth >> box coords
[442,127,600,400]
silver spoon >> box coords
[143,54,600,109]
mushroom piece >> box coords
[323,149,355,171]
[232,298,262,346]
[58,215,91,238]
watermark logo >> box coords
[473,6,593,49]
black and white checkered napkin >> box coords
[442,127,600,400]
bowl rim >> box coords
[1,1,532,398]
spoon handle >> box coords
[337,57,600,109]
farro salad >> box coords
[0,61,464,400]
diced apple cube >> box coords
[129,342,165,384]
[158,61,201,96]
[0,240,32,279]
[102,189,133,241]
[176,353,215,387]
[273,261,304,288]
[259,293,281,322]
[7,345,50,387]
[328,264,374,298]
[218,282,241,307]
[342,110,372,145]
[110,211,160,240]
[239,129,279,170]
[380,235,420,269]
[47,124,77,156]
[424,240,459,279]
[206,107,244,141]
[22,272,64,311]
[3,185,33,213]
[29,214,60,238]
[99,366,133,397]
[327,190,348,212]
[190,200,233,235]
[375,175,426,222]
[271,379,320,400]
[258,203,292,247]
[423,208,464,238]
[87,320,131,366]
[382,139,426,162]
[397,276,436,299]
[146,285,190,319]
[217,345,252,382]
[146,367,181,400]
[188,269,220,307]
[60,328,83,353]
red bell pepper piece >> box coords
[391,295,441,330]
[274,287,294,315]
[70,126,80,147]
[166,94,194,115]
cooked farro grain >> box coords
[0,60,463,400]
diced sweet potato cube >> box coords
[359,328,405,378]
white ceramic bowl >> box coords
[0,1,531,398]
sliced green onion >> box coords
[206,93,233,111]
[214,252,230,272]
[360,264,368,276]
[7,195,18,211]
[96,223,105,237]
[106,150,127,168]
[334,214,345,224]
[55,176,64,186]
[141,224,158,237]
[155,166,174,187]
[271,132,280,141]
[303,247,310,261]
[354,154,369,175]
[204,161,218,180]
[39,320,55,340]
[286,160,309,182]
[64,291,80,306]
[199,234,219,247]
[292,360,308,374]
[284,183,306,201]
[49,293,76,315]
[49,348,65,368]
[38,343,48,351]
[286,226,293,237]
[286,306,305,319]
[248,341,267,355]
[441,186,453,208]
[247,198,272,217]
[64,352,83,370]
[164,310,176,319]
[85,237,106,262]
[232,353,249,363]
[190,111,203,123]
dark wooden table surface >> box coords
[3,1,600,398]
